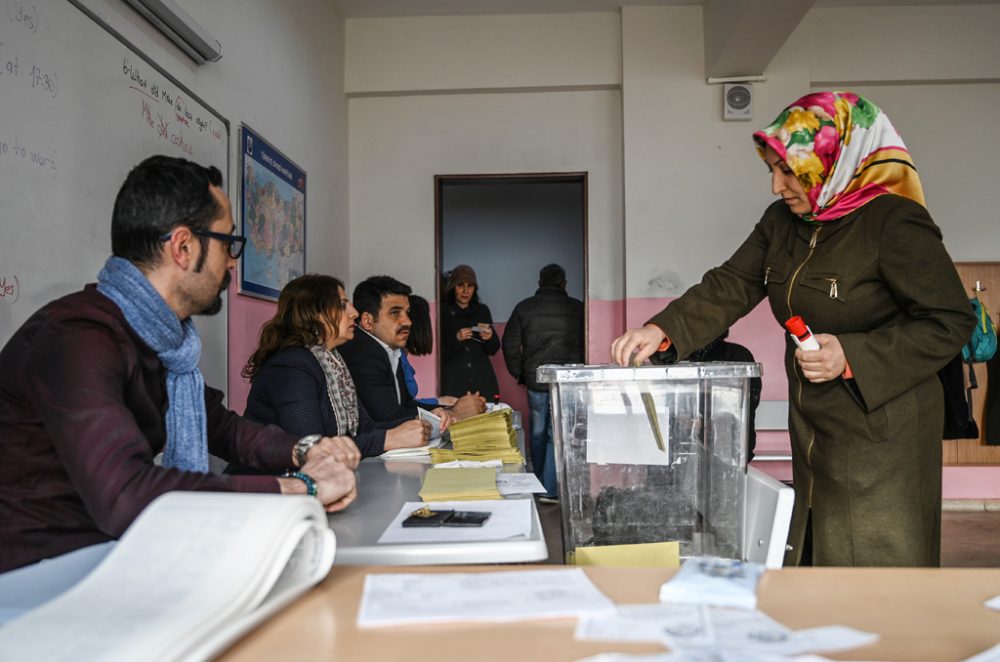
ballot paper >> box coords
[678,607,791,652]
[659,556,765,610]
[964,642,1000,662]
[576,602,878,658]
[418,467,501,501]
[430,409,523,464]
[495,472,546,495]
[985,594,1000,611]
[357,567,615,627]
[575,603,713,646]
[418,407,442,440]
[378,499,532,544]
[379,436,445,460]
[434,459,504,469]
[576,652,832,662]
[431,462,542,495]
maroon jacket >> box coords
[0,285,297,572]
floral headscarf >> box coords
[753,91,924,222]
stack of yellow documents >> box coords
[429,409,524,464]
[418,467,502,501]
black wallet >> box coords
[402,509,454,527]
[402,508,491,528]
[446,511,491,527]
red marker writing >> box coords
[784,316,820,351]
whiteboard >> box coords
[0,0,230,388]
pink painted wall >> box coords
[227,281,277,415]
[225,290,1000,499]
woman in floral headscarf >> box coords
[611,92,974,567]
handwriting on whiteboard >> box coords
[0,275,20,303]
[0,135,57,171]
[4,0,39,36]
[124,57,224,154]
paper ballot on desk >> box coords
[357,568,615,627]
[0,492,335,662]
[418,466,501,501]
[659,556,765,610]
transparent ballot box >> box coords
[537,362,762,564]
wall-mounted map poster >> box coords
[239,124,306,301]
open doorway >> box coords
[434,173,588,462]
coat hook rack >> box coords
[973,280,987,293]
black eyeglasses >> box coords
[160,229,247,259]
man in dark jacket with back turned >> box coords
[502,264,584,501]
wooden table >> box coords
[219,565,1000,661]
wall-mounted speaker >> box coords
[723,83,753,121]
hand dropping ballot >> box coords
[659,556,766,610]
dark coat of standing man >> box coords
[502,264,584,500]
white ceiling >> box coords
[337,0,997,19]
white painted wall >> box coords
[345,12,621,92]
[347,89,623,302]
[806,5,1000,84]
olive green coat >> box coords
[649,195,975,567]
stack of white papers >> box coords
[0,492,336,662]
[380,436,445,459]
[659,556,766,610]
[357,568,615,627]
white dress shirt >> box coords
[362,328,402,403]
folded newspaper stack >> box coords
[0,492,336,661]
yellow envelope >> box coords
[418,467,501,501]
[573,541,680,568]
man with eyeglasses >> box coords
[0,155,359,575]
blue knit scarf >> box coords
[97,256,209,472]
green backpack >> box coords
[962,298,997,364]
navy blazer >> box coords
[338,329,431,423]
[241,346,409,459]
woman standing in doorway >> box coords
[440,265,501,400]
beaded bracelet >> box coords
[282,470,318,497]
